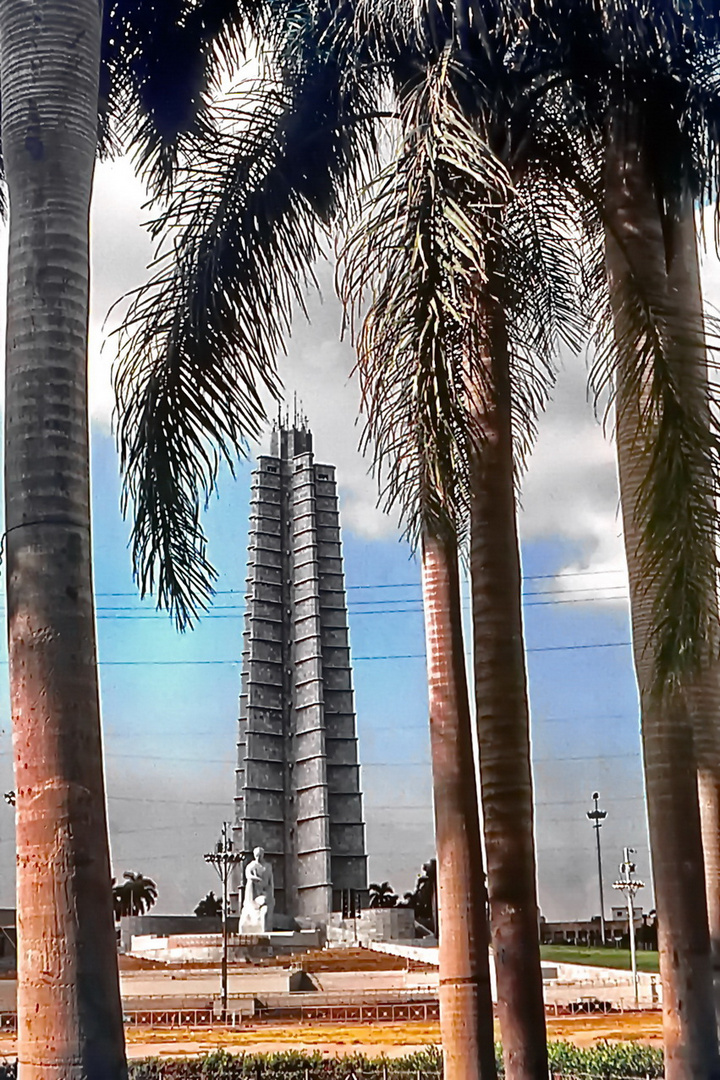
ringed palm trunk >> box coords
[662,213,720,987]
[420,528,497,1080]
[0,2,127,1077]
[605,113,720,1080]
[468,301,548,1080]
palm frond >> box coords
[102,0,274,194]
[116,34,382,628]
[340,45,593,544]
[590,149,720,693]
[340,56,512,546]
[500,159,589,471]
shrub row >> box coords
[546,1041,663,1078]
[129,1048,442,1078]
[0,1042,665,1078]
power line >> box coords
[95,641,632,665]
[0,644,634,670]
[106,753,430,765]
[86,569,627,600]
[106,793,641,810]
[104,750,641,766]
[90,585,626,612]
[99,716,631,746]
[90,586,627,617]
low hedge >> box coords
[129,1048,442,1078]
[546,1042,663,1078]
[0,1042,666,1078]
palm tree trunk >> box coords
[692,660,720,997]
[662,213,720,986]
[421,528,497,1080]
[0,2,126,1077]
[468,303,548,1080]
[605,116,720,1080]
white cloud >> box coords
[88,157,155,429]
[85,162,401,540]
[514,206,720,604]
[519,356,629,601]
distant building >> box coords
[232,419,368,922]
[540,907,655,949]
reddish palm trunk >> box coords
[662,214,720,980]
[421,529,497,1080]
[605,115,720,1080]
[468,306,548,1080]
[0,2,126,1077]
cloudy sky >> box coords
[0,152,716,922]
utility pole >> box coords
[613,846,644,1007]
[204,823,243,1021]
[586,791,607,945]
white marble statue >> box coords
[239,846,275,934]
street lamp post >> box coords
[612,846,645,1007]
[586,791,607,946]
[204,822,243,1021]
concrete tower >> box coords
[233,418,367,921]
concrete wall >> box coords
[327,907,417,944]
[129,928,323,963]
[120,914,226,951]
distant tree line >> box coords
[368,859,438,936]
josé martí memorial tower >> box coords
[232,415,368,922]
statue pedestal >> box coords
[239,896,272,935]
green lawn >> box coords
[541,944,660,973]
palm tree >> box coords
[112,872,158,919]
[0,4,126,1076]
[342,38,590,1073]
[526,5,720,1072]
[114,1,383,625]
[342,71,503,1076]
[367,882,399,909]
[0,2,269,1075]
[605,167,719,1080]
[420,530,498,1080]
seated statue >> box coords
[239,846,275,934]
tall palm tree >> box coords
[530,5,720,1072]
[421,529,498,1080]
[343,66,510,1080]
[0,4,126,1077]
[343,36,589,1074]
[607,186,719,1077]
[0,2,268,1075]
